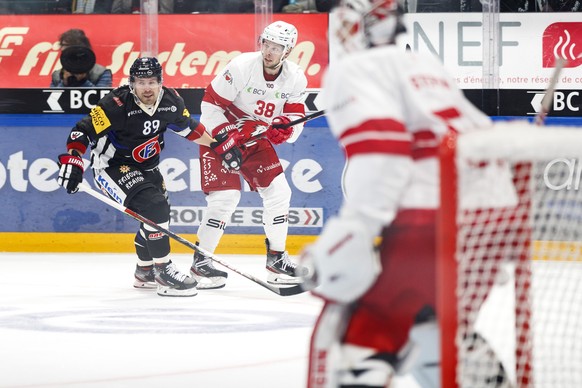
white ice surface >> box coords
[0,253,420,388]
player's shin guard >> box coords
[133,228,155,288]
[197,190,240,253]
[259,173,291,252]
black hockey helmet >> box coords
[129,57,163,84]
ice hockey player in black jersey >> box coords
[57,57,243,297]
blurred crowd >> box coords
[0,0,334,14]
[0,0,579,13]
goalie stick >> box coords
[77,183,308,297]
[535,57,567,126]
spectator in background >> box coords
[74,0,114,13]
[51,29,112,87]
[52,45,98,87]
[546,0,581,10]
[1,0,72,13]
[111,0,174,13]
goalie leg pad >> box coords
[336,344,397,387]
[460,332,513,388]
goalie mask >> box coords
[330,0,405,56]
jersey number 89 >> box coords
[143,120,161,135]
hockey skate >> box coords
[154,261,198,297]
[133,264,156,289]
[265,238,308,285]
[190,246,228,289]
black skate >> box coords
[154,261,198,297]
[190,246,228,289]
[265,238,308,285]
[133,264,156,289]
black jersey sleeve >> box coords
[65,87,128,154]
[165,87,206,141]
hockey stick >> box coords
[77,183,308,297]
[272,109,326,129]
[534,57,567,126]
[243,109,327,145]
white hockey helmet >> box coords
[330,0,404,55]
[260,21,298,55]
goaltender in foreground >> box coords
[299,1,509,387]
[56,57,243,297]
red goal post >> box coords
[438,121,582,388]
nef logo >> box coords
[542,23,582,68]
[132,135,161,162]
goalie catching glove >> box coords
[210,129,243,170]
[266,116,294,145]
[299,216,381,303]
[57,151,85,194]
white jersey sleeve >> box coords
[323,47,492,231]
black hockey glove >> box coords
[211,131,243,171]
[57,152,84,194]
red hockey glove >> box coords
[211,130,243,170]
[266,116,293,145]
[57,152,85,194]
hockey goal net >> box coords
[438,122,582,388]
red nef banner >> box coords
[0,14,328,88]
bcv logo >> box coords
[132,136,161,163]
[542,23,582,68]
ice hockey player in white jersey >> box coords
[192,21,309,289]
[299,1,508,387]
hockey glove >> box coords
[266,116,293,145]
[57,152,85,194]
[238,119,269,144]
[211,130,243,170]
[300,216,381,304]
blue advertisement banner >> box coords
[0,115,343,235]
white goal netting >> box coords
[439,122,582,388]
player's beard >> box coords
[138,89,159,106]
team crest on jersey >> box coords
[132,135,161,162]
[90,106,112,134]
[70,131,84,140]
[223,70,233,85]
[119,165,130,174]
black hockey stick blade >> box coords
[77,183,309,297]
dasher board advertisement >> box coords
[0,14,328,88]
